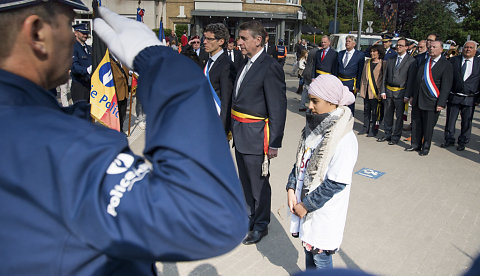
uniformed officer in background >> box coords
[0,1,247,275]
[70,22,92,103]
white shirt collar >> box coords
[397,52,407,59]
[209,49,224,62]
[249,48,264,65]
[431,55,441,63]
[346,48,355,55]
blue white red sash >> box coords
[204,62,221,115]
[424,57,440,98]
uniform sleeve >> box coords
[264,59,287,148]
[59,46,247,262]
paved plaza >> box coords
[127,56,480,276]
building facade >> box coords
[75,0,303,51]
[169,0,304,51]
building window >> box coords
[286,0,299,4]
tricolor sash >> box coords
[366,60,382,128]
[338,76,357,93]
[315,70,331,75]
[204,62,221,115]
[424,57,440,98]
[231,109,270,176]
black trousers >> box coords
[383,97,405,142]
[411,106,440,151]
[363,98,380,135]
[444,103,475,145]
[71,80,90,103]
[348,91,356,116]
[117,99,127,132]
[235,149,271,232]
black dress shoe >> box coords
[419,149,429,156]
[377,136,391,142]
[440,142,454,148]
[242,230,268,245]
[457,144,466,151]
[388,140,398,145]
[405,146,420,152]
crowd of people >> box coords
[301,33,479,156]
[1,0,479,274]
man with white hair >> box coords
[442,41,480,151]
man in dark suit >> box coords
[442,41,480,151]
[226,38,244,71]
[336,35,365,115]
[378,38,416,145]
[203,23,237,135]
[313,35,338,78]
[264,35,277,58]
[232,21,286,245]
[405,39,453,156]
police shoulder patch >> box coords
[106,153,135,174]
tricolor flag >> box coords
[90,49,120,131]
[159,20,166,44]
[90,0,120,131]
[137,8,145,22]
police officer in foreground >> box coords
[0,1,247,275]
[71,23,92,103]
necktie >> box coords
[83,45,89,55]
[229,50,234,62]
[395,56,402,70]
[343,51,349,68]
[461,60,468,80]
[236,59,252,96]
[321,49,326,61]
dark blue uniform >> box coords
[0,46,247,275]
[384,47,398,60]
[70,40,92,102]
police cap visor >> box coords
[0,0,89,12]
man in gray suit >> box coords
[378,38,416,145]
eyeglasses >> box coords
[204,37,218,41]
[192,41,200,44]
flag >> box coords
[159,20,166,44]
[90,49,120,131]
[90,0,120,131]
[137,8,145,22]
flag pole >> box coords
[127,86,133,137]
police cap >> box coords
[381,34,393,42]
[73,23,89,34]
[0,0,88,12]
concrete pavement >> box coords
[128,56,480,276]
